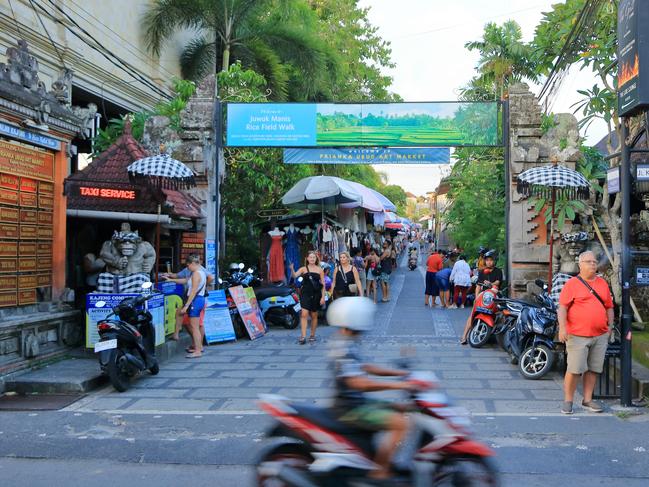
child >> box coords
[327,297,417,480]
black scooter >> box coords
[94,282,159,392]
[505,279,559,380]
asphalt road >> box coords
[1,252,648,486]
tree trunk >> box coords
[222,46,230,72]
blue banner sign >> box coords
[0,121,61,150]
[284,147,450,164]
[226,102,500,147]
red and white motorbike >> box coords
[467,282,500,348]
[256,371,498,486]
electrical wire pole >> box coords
[620,118,633,407]
[213,88,222,289]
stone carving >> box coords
[97,223,155,293]
[0,39,45,92]
[71,103,98,138]
[49,68,73,105]
[631,193,649,246]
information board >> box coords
[636,267,649,286]
[228,285,267,340]
[284,147,451,164]
[203,290,236,344]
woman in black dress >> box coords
[289,251,325,344]
[333,251,363,300]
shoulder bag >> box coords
[575,276,608,311]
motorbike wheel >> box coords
[468,320,492,348]
[106,349,131,392]
[435,455,500,487]
[283,309,299,330]
[519,344,555,380]
[256,443,313,487]
[149,359,160,375]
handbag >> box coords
[349,283,358,294]
[339,266,357,295]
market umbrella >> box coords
[340,181,385,212]
[127,152,197,286]
[368,188,396,212]
[516,161,590,289]
[281,176,361,207]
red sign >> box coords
[79,186,137,200]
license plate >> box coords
[293,303,302,312]
[94,339,117,353]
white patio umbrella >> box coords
[282,176,361,208]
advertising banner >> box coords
[618,0,649,116]
[228,285,267,340]
[226,102,500,147]
[205,239,216,277]
[85,292,165,347]
[203,290,236,344]
[283,147,451,164]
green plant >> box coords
[540,113,557,134]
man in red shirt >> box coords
[558,250,614,415]
[424,249,443,307]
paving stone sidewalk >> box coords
[68,255,570,416]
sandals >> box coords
[459,339,468,346]
[298,337,306,345]
[309,336,317,344]
[185,352,202,358]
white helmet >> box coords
[326,297,376,331]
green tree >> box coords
[142,0,332,99]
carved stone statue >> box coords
[550,231,589,303]
[631,193,649,247]
[96,223,156,293]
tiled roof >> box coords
[66,125,202,219]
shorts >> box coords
[187,296,206,318]
[425,271,439,296]
[337,401,395,431]
[566,333,609,374]
[378,272,391,283]
[436,275,450,291]
[366,269,376,281]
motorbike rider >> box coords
[327,297,421,481]
[460,250,502,345]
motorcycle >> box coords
[257,370,498,486]
[94,282,159,392]
[467,282,500,348]
[257,285,301,329]
[492,296,542,351]
[505,279,559,380]
[224,262,261,288]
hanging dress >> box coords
[284,228,301,282]
[268,235,285,282]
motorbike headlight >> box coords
[532,321,545,334]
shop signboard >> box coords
[180,232,205,263]
[205,239,216,277]
[203,289,236,344]
[228,285,267,340]
[283,147,451,165]
[636,266,649,286]
[618,0,649,116]
[85,292,165,347]
[637,164,649,181]
[0,121,61,150]
[227,102,500,148]
[257,208,289,218]
[0,140,54,181]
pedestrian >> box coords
[289,251,326,345]
[378,241,393,302]
[365,248,380,303]
[333,251,363,299]
[558,251,614,415]
[435,266,452,308]
[164,255,208,358]
[424,248,442,307]
[352,247,367,297]
[450,254,471,308]
[164,253,213,354]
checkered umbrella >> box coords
[127,154,196,190]
[516,163,591,291]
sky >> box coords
[358,0,607,197]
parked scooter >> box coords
[256,286,301,329]
[505,279,559,379]
[467,282,501,348]
[257,369,498,486]
[94,282,159,392]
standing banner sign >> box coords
[228,285,267,340]
[283,147,451,165]
[227,102,500,147]
[85,292,165,348]
[618,0,649,116]
[205,239,216,277]
[204,289,236,343]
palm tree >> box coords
[142,0,333,100]
[464,20,538,100]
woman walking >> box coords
[333,251,363,299]
[379,242,393,302]
[449,254,471,308]
[289,251,325,345]
[365,248,380,303]
[425,248,443,307]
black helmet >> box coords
[478,246,487,255]
[484,249,497,259]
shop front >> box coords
[0,39,95,373]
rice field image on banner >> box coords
[226,102,500,147]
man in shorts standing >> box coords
[558,251,615,414]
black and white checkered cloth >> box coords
[127,154,196,190]
[516,164,590,200]
[550,272,573,305]
[97,273,151,294]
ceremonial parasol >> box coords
[127,151,197,285]
[516,161,590,289]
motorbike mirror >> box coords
[247,268,253,274]
[218,277,223,284]
[141,282,153,290]
[238,263,245,270]
[94,301,107,308]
